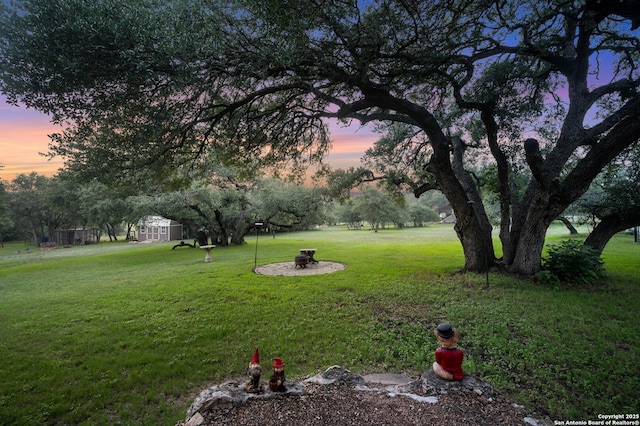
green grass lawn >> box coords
[1,224,638,425]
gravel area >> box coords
[254,261,347,276]
[181,382,543,425]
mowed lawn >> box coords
[0,224,638,425]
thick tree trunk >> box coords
[230,208,247,245]
[30,221,39,247]
[453,214,495,272]
[446,137,496,272]
[182,220,208,246]
[194,230,208,247]
[106,222,118,241]
[125,223,134,240]
[584,214,640,256]
[506,180,554,275]
[212,210,229,247]
[508,218,549,275]
[557,217,579,235]
[230,217,246,245]
[422,169,496,272]
[504,137,569,275]
[231,232,244,245]
[436,164,496,273]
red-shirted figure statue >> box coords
[433,323,464,381]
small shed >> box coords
[52,228,99,246]
[137,216,183,242]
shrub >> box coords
[535,269,561,286]
[541,239,608,286]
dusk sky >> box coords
[0,95,65,181]
[0,94,377,182]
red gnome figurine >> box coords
[245,348,263,393]
[433,323,464,381]
[269,357,286,392]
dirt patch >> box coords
[254,261,347,276]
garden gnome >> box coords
[245,348,263,393]
[269,357,286,392]
[433,323,464,381]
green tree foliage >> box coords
[4,174,136,245]
[353,187,407,232]
[130,186,238,246]
[75,180,134,241]
[408,204,440,227]
[579,145,640,254]
[255,178,327,231]
[0,178,14,246]
[2,0,639,274]
[6,173,52,246]
[129,177,327,246]
[334,200,364,229]
[0,0,329,188]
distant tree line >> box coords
[0,169,448,248]
[2,147,638,252]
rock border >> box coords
[254,261,347,276]
[180,366,552,426]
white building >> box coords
[137,216,183,242]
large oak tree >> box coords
[1,0,639,274]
